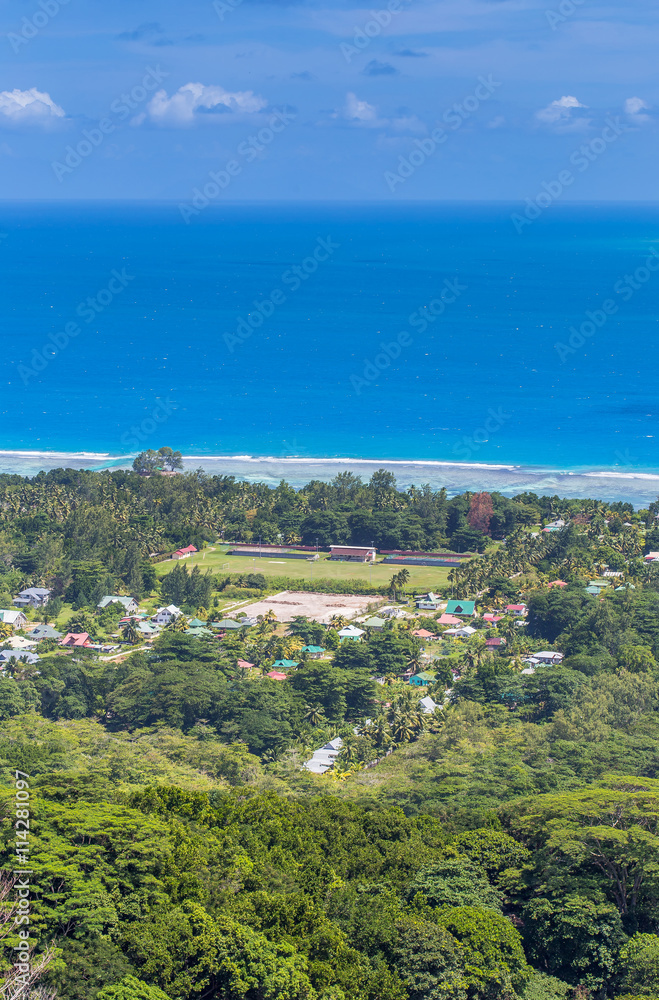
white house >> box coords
[0,610,27,628]
[442,625,477,638]
[304,737,343,774]
[338,625,365,641]
[152,605,182,625]
[532,650,564,664]
[98,595,139,615]
[13,588,51,609]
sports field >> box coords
[155,548,454,592]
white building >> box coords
[152,605,182,625]
[304,737,343,774]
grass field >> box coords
[155,548,453,592]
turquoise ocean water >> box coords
[1,201,658,503]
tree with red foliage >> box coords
[467,492,494,535]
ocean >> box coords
[1,201,659,504]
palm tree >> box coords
[390,712,415,744]
[0,623,13,641]
[166,614,189,632]
[303,704,325,727]
[122,620,141,645]
[329,614,349,630]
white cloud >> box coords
[536,95,587,125]
[142,82,267,125]
[0,88,65,127]
[344,92,377,123]
[625,96,651,123]
[535,95,590,132]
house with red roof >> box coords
[60,632,91,648]
[547,580,567,588]
[505,604,527,616]
[412,628,437,640]
[266,670,287,681]
[173,545,198,560]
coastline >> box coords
[0,449,658,506]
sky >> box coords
[0,0,657,201]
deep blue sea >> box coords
[1,201,659,503]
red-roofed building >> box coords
[436,613,462,626]
[548,580,567,588]
[237,659,256,670]
[412,628,437,639]
[266,670,287,681]
[328,545,376,563]
[505,604,527,615]
[173,545,198,560]
[60,632,91,648]
[486,637,507,647]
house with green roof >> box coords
[27,623,62,641]
[215,619,243,630]
[363,616,386,630]
[272,659,299,669]
[301,645,325,659]
[445,600,476,617]
[409,671,436,686]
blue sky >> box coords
[0,0,656,200]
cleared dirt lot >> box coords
[243,591,381,623]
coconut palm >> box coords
[329,614,349,630]
[122,620,141,645]
[166,614,189,632]
[303,704,325,727]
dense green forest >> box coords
[1,466,659,1000]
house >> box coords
[363,616,386,631]
[188,617,207,628]
[585,586,605,596]
[485,637,507,648]
[505,604,527,616]
[419,695,438,714]
[152,605,182,625]
[272,659,299,670]
[173,545,198,560]
[645,552,659,562]
[136,622,160,637]
[482,613,503,624]
[12,587,51,609]
[416,592,443,610]
[59,632,92,648]
[301,645,325,659]
[409,671,435,686]
[328,545,376,563]
[412,628,437,640]
[532,650,564,664]
[26,624,62,641]
[603,570,623,578]
[185,626,214,636]
[547,580,567,588]
[615,584,636,592]
[0,650,39,665]
[442,625,477,638]
[338,625,364,641]
[304,736,343,774]
[237,659,256,670]
[7,636,37,651]
[546,519,566,528]
[436,613,462,626]
[98,595,139,615]
[445,600,476,617]
[381,607,407,619]
[266,670,288,681]
[0,610,27,628]
[215,619,244,630]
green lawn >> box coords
[155,548,453,592]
